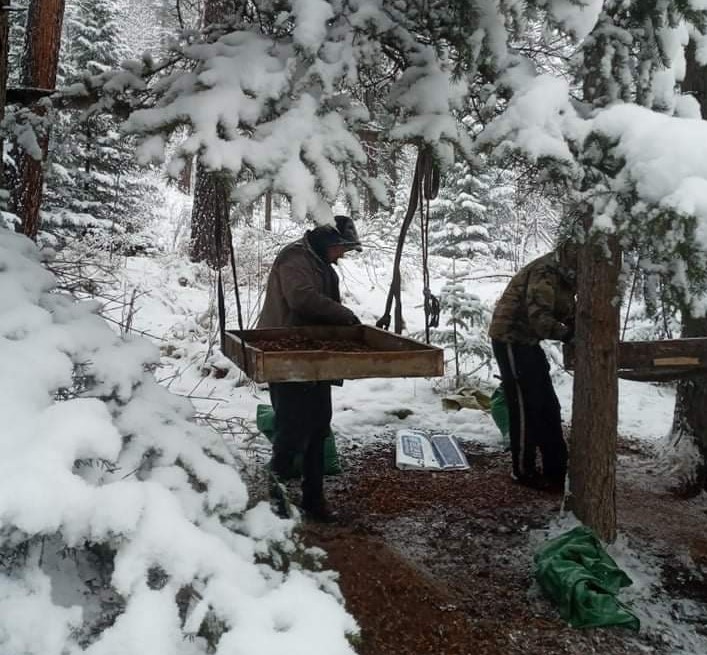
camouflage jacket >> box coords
[489,253,576,345]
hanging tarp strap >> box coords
[375,150,421,333]
[420,161,440,342]
[214,199,248,376]
[377,146,439,341]
[214,198,228,352]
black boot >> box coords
[301,497,338,524]
[511,471,561,493]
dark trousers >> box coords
[269,381,332,507]
[492,340,568,482]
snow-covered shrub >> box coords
[0,227,357,654]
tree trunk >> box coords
[203,0,230,24]
[671,315,707,491]
[568,34,620,542]
[389,149,399,188]
[187,0,233,267]
[0,0,10,188]
[13,0,65,240]
[264,190,272,231]
[243,199,253,226]
[177,154,193,194]
[569,207,620,542]
[363,135,379,216]
[670,39,707,493]
[684,41,707,120]
[189,163,230,268]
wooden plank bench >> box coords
[563,338,707,381]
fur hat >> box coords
[309,216,362,252]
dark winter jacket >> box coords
[489,252,576,345]
[258,234,360,328]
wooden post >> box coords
[13,0,65,239]
[452,258,460,386]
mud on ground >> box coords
[293,441,707,655]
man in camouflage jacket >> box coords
[258,216,361,522]
[489,242,577,490]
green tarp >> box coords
[256,404,342,477]
[490,384,510,445]
[534,526,640,630]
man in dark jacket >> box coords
[258,215,361,522]
[489,241,577,491]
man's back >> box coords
[489,252,575,345]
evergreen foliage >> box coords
[3,0,707,649]
[434,261,493,376]
[43,0,163,252]
[429,161,558,269]
[429,163,492,261]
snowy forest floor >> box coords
[102,236,707,655]
[251,437,707,655]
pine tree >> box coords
[61,0,125,80]
[433,259,492,384]
[669,40,707,493]
[85,2,484,224]
[5,0,28,87]
[43,0,162,252]
[189,0,233,267]
[11,0,66,239]
[475,0,707,540]
[429,163,492,261]
[430,161,558,270]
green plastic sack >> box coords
[490,385,510,444]
[534,526,640,630]
[256,404,342,477]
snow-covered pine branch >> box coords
[79,0,531,223]
[0,226,357,653]
[476,0,707,311]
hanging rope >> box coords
[621,258,639,342]
[377,146,439,336]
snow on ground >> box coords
[611,536,707,655]
[110,233,510,452]
[112,216,676,457]
[553,372,676,443]
[537,510,707,655]
[91,199,707,654]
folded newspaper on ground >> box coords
[395,429,470,471]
